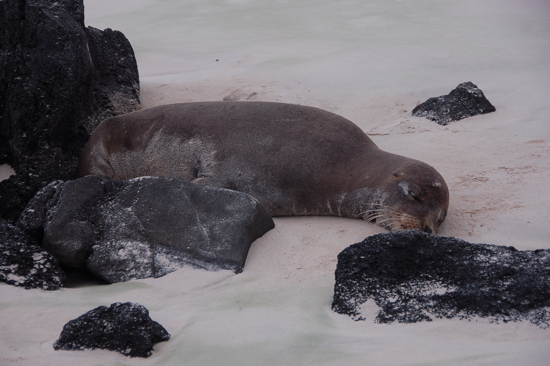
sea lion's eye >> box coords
[407,184,423,202]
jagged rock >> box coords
[332,230,550,328]
[0,0,140,222]
[0,218,64,290]
[84,26,141,130]
[19,176,275,283]
[412,82,496,125]
[17,180,64,244]
[54,302,170,358]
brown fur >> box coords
[77,101,449,233]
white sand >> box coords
[2,0,549,364]
[0,164,14,180]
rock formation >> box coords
[0,218,64,290]
[332,230,550,328]
[19,176,275,283]
[0,0,140,222]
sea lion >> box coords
[76,101,449,233]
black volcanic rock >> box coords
[332,230,550,327]
[84,26,141,129]
[0,218,64,290]
[0,0,140,222]
[54,302,170,358]
[412,82,495,125]
[19,176,275,283]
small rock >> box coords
[412,82,496,125]
[54,302,170,358]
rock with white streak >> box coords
[19,175,274,283]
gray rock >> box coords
[0,218,64,290]
[20,176,275,283]
[0,0,140,222]
[54,302,170,358]
[412,82,496,125]
[332,230,550,327]
[17,180,65,244]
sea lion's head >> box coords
[368,161,449,234]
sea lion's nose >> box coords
[424,225,433,234]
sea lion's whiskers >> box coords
[362,214,382,222]
[366,205,424,231]
[357,209,403,232]
[357,203,397,219]
[358,211,382,221]
[374,215,399,228]
[358,204,404,227]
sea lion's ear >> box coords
[431,180,442,188]
[392,172,403,177]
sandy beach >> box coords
[1,0,549,365]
